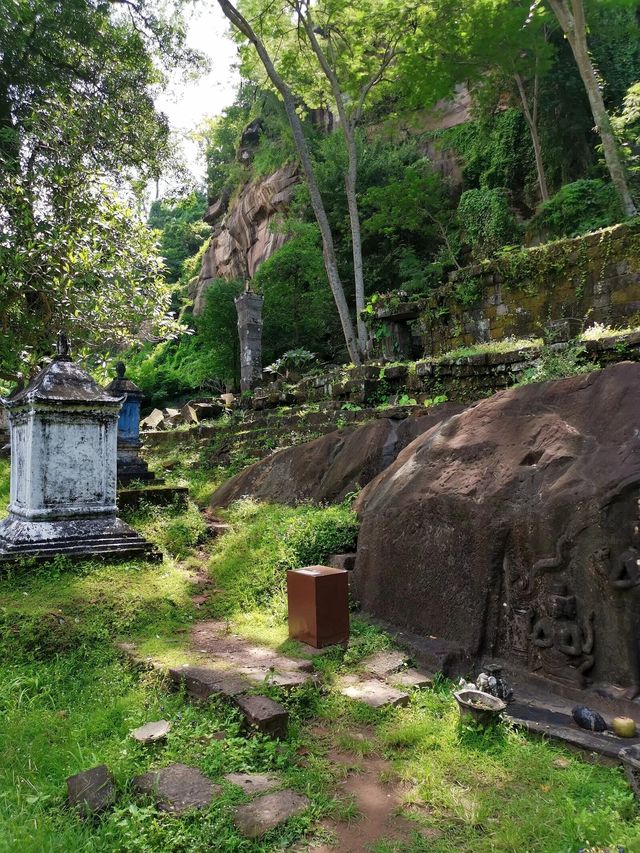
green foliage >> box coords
[0,0,194,380]
[457,187,521,259]
[127,279,242,407]
[519,340,594,384]
[442,109,537,206]
[210,500,359,614]
[529,179,622,239]
[253,223,343,364]
[147,192,209,284]
[615,82,640,192]
[265,348,317,379]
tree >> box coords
[292,0,412,355]
[216,0,362,364]
[534,0,637,216]
[0,0,198,380]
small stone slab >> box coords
[67,765,116,815]
[224,772,280,795]
[132,763,220,814]
[236,694,289,739]
[130,720,171,743]
[234,790,309,838]
[361,650,407,678]
[169,666,250,701]
[340,678,410,709]
[389,668,432,690]
[240,667,310,691]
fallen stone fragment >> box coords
[236,694,289,739]
[132,763,220,814]
[234,790,309,838]
[361,650,407,678]
[140,408,165,430]
[224,772,280,795]
[180,403,199,425]
[340,678,410,709]
[67,765,116,815]
[130,720,171,744]
[389,668,432,690]
[168,665,250,701]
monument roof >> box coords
[6,359,123,408]
[105,361,143,397]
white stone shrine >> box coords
[0,336,158,562]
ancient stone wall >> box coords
[372,222,640,359]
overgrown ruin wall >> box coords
[374,222,640,359]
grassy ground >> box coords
[1,446,640,852]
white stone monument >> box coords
[0,336,158,562]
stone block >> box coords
[340,678,410,709]
[327,552,357,572]
[132,763,220,814]
[67,765,116,815]
[236,694,289,739]
[141,408,165,430]
[168,665,250,701]
[234,790,309,838]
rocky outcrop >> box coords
[192,162,299,314]
[209,403,464,507]
[211,362,640,697]
[353,362,640,694]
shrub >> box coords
[528,179,622,240]
[210,501,359,615]
[457,187,521,259]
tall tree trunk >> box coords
[514,71,550,202]
[548,0,637,216]
[300,7,368,358]
[216,0,361,365]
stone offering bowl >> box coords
[454,689,507,726]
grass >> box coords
[435,337,543,362]
[1,446,640,851]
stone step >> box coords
[0,539,160,563]
[236,695,289,739]
[132,763,220,814]
[168,665,251,701]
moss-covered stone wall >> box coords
[419,222,640,355]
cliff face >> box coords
[191,161,299,315]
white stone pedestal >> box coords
[0,343,158,563]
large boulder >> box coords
[353,363,640,694]
[209,404,463,508]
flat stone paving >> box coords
[389,668,433,689]
[224,772,280,795]
[234,790,310,838]
[340,677,410,709]
[361,650,407,678]
[132,763,220,814]
[168,665,251,701]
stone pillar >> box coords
[105,362,155,485]
[0,336,157,563]
[235,287,264,393]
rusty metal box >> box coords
[287,565,349,648]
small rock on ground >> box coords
[361,650,407,678]
[130,720,171,743]
[67,765,116,815]
[132,763,220,814]
[234,790,309,838]
[340,678,409,709]
[224,772,280,795]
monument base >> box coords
[0,515,160,563]
[117,447,158,487]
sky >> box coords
[155,3,240,191]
